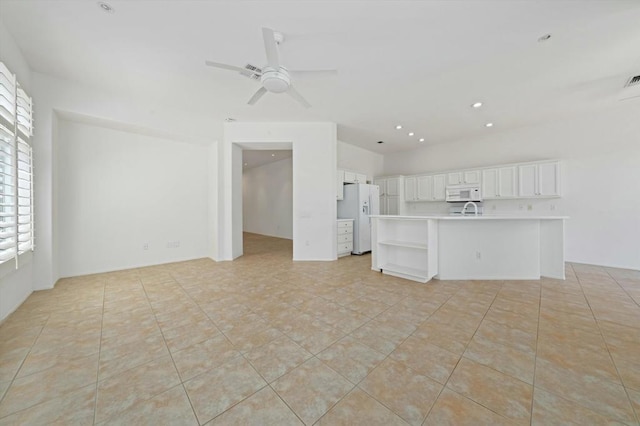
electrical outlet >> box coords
[305,240,310,246]
[475,251,481,260]
[492,204,496,210]
[167,241,180,249]
[527,204,533,211]
[519,204,524,210]
[550,205,556,211]
[143,243,149,250]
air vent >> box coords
[243,64,262,80]
[624,75,640,88]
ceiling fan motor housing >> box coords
[261,67,291,93]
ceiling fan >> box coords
[205,28,336,108]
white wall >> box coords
[0,19,34,322]
[384,103,640,269]
[28,72,221,291]
[56,120,210,277]
[243,157,293,240]
[222,122,337,261]
[337,140,384,179]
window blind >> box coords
[0,61,34,267]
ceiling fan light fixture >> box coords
[261,69,290,93]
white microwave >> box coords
[446,184,482,203]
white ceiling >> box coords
[2,0,640,154]
[243,149,292,170]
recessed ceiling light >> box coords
[419,138,425,142]
[408,132,414,136]
[271,153,275,157]
[97,1,114,13]
[377,141,384,144]
[538,34,552,42]
[485,122,494,128]
[244,163,248,166]
[395,125,402,130]
[472,102,483,108]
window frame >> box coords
[0,61,34,273]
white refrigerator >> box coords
[337,184,380,254]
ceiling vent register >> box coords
[243,64,262,80]
[624,75,640,88]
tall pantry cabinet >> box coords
[374,176,403,215]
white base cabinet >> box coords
[371,215,566,283]
[337,219,354,257]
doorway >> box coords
[242,149,293,256]
[230,142,293,259]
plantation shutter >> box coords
[0,61,34,266]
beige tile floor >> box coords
[0,232,639,425]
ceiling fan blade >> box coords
[262,27,280,69]
[287,85,311,108]
[289,69,338,77]
[247,86,268,105]
[205,61,255,77]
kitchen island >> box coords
[370,215,568,283]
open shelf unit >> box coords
[371,217,438,283]
[378,240,428,250]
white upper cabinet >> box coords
[447,172,462,185]
[498,166,518,198]
[404,177,417,201]
[447,170,480,185]
[417,175,433,201]
[482,168,499,199]
[482,166,517,199]
[464,170,481,184]
[355,173,368,184]
[518,161,561,198]
[386,177,400,196]
[336,169,345,200]
[374,178,386,195]
[404,173,446,202]
[538,162,561,196]
[433,174,446,201]
[343,171,357,183]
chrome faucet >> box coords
[461,201,478,216]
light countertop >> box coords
[370,214,569,220]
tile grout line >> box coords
[536,263,637,424]
[142,273,203,425]
[91,278,107,425]
[185,267,356,425]
[169,270,277,425]
[420,280,517,425]
[529,273,544,426]
[583,266,640,425]
[345,286,465,425]
[0,309,49,419]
